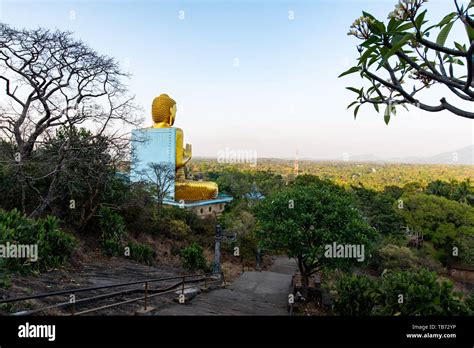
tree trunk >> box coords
[297,256,309,297]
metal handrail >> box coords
[1,271,225,315]
[71,278,222,316]
[0,272,211,304]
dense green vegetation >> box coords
[189,161,473,314]
[333,270,468,316]
[0,209,76,273]
[0,127,218,277]
[190,158,473,190]
[188,162,472,315]
[426,179,474,206]
[1,137,472,315]
[397,193,474,266]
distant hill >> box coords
[388,145,473,165]
[345,154,385,163]
[330,145,473,165]
[195,145,474,165]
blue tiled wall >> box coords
[131,128,177,200]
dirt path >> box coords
[155,256,297,316]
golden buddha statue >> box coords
[151,94,218,201]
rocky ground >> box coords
[0,255,181,315]
[0,248,275,316]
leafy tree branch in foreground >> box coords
[341,0,474,123]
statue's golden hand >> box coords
[183,143,192,164]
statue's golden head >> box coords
[152,94,177,126]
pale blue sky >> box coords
[1,0,472,160]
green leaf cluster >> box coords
[0,209,76,273]
[333,269,469,315]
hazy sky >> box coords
[1,0,473,160]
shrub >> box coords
[466,293,474,315]
[167,219,192,241]
[180,243,208,271]
[100,239,123,257]
[0,209,76,273]
[332,269,468,316]
[333,274,379,315]
[372,244,420,272]
[378,270,468,315]
[99,207,125,242]
[127,241,155,265]
[98,207,155,265]
[99,207,125,255]
[0,272,11,289]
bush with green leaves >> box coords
[372,244,420,272]
[100,239,123,257]
[99,207,126,256]
[127,241,154,266]
[98,207,155,264]
[0,272,12,289]
[166,218,192,241]
[466,293,474,315]
[0,209,76,273]
[378,270,467,315]
[332,269,468,316]
[333,274,379,315]
[180,243,208,271]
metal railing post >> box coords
[213,224,222,275]
[221,271,226,287]
[144,282,148,310]
[71,293,75,316]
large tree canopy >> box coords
[341,0,474,122]
[0,24,141,217]
[0,23,140,157]
[254,178,375,286]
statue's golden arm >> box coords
[175,129,192,169]
[183,143,192,165]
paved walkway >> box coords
[156,256,297,316]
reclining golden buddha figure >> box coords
[151,94,218,201]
